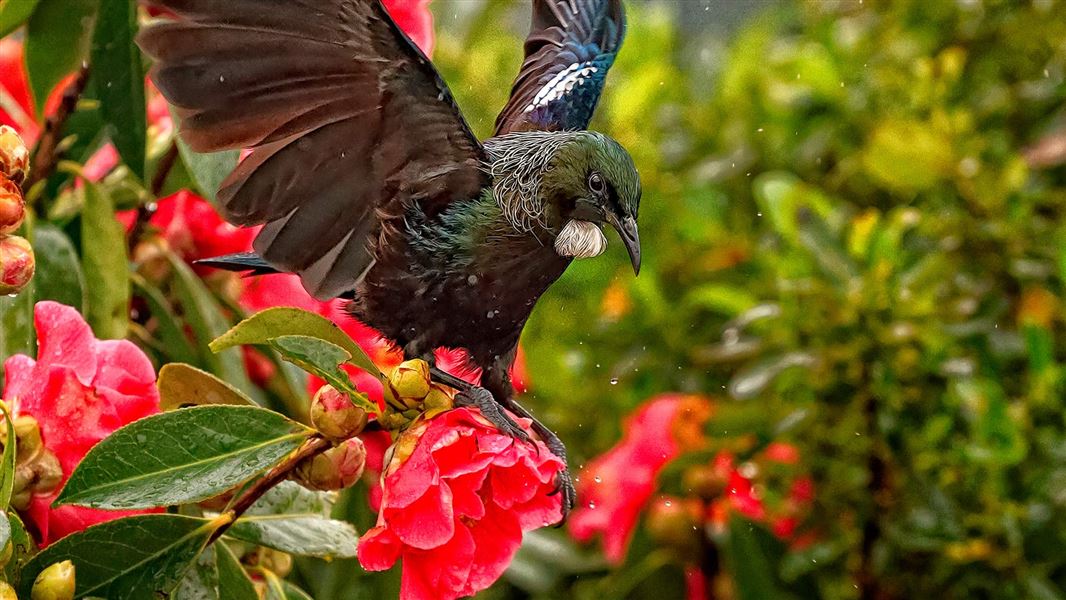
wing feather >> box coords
[138,0,486,299]
[495,0,625,134]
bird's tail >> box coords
[195,252,278,276]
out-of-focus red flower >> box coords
[383,0,435,56]
[125,190,258,269]
[685,567,708,600]
[0,39,40,142]
[569,394,713,563]
[763,441,800,465]
[357,407,562,600]
[704,447,815,544]
[1,302,160,546]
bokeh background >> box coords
[431,1,1066,598]
[2,0,1066,598]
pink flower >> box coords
[569,394,712,563]
[357,408,562,600]
[383,0,435,56]
[1,302,160,545]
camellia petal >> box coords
[1,302,161,546]
[569,394,713,563]
[357,407,562,599]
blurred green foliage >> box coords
[436,0,1066,598]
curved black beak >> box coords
[607,213,641,275]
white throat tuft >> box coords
[554,219,607,259]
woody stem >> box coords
[207,435,332,545]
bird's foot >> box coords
[539,431,576,521]
[455,386,531,444]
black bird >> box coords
[138,0,641,516]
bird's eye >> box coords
[588,172,605,195]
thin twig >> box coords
[207,435,332,545]
[128,142,178,252]
[24,64,91,192]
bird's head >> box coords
[538,131,642,274]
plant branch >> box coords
[24,64,91,192]
[208,435,332,545]
[128,142,178,252]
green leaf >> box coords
[0,404,15,508]
[173,546,219,600]
[18,514,222,600]
[268,335,376,414]
[56,405,312,509]
[261,569,313,600]
[32,224,86,311]
[0,287,35,368]
[167,253,256,395]
[3,512,34,586]
[81,179,130,339]
[0,512,10,558]
[281,581,314,600]
[0,0,40,39]
[159,363,255,411]
[225,481,358,558]
[131,275,198,365]
[91,0,145,180]
[216,543,258,600]
[211,307,381,378]
[24,0,95,116]
[172,108,239,203]
[728,517,786,600]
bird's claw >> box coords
[547,466,576,522]
[454,385,573,521]
[455,387,531,444]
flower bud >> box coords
[310,385,368,440]
[0,235,35,295]
[258,548,293,577]
[423,383,454,412]
[645,497,701,554]
[9,487,31,511]
[0,125,28,185]
[34,449,63,494]
[0,175,24,235]
[388,359,430,406]
[0,581,16,600]
[682,464,728,500]
[292,438,366,491]
[376,412,408,431]
[14,415,43,462]
[32,559,76,600]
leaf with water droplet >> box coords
[56,406,312,509]
[210,307,381,380]
[18,514,221,599]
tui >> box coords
[138,0,640,517]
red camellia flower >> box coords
[569,394,712,563]
[357,407,562,600]
[1,302,160,545]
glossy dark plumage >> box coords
[139,0,487,300]
[495,0,624,134]
[140,0,639,514]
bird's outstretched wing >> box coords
[494,0,625,135]
[138,0,487,299]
